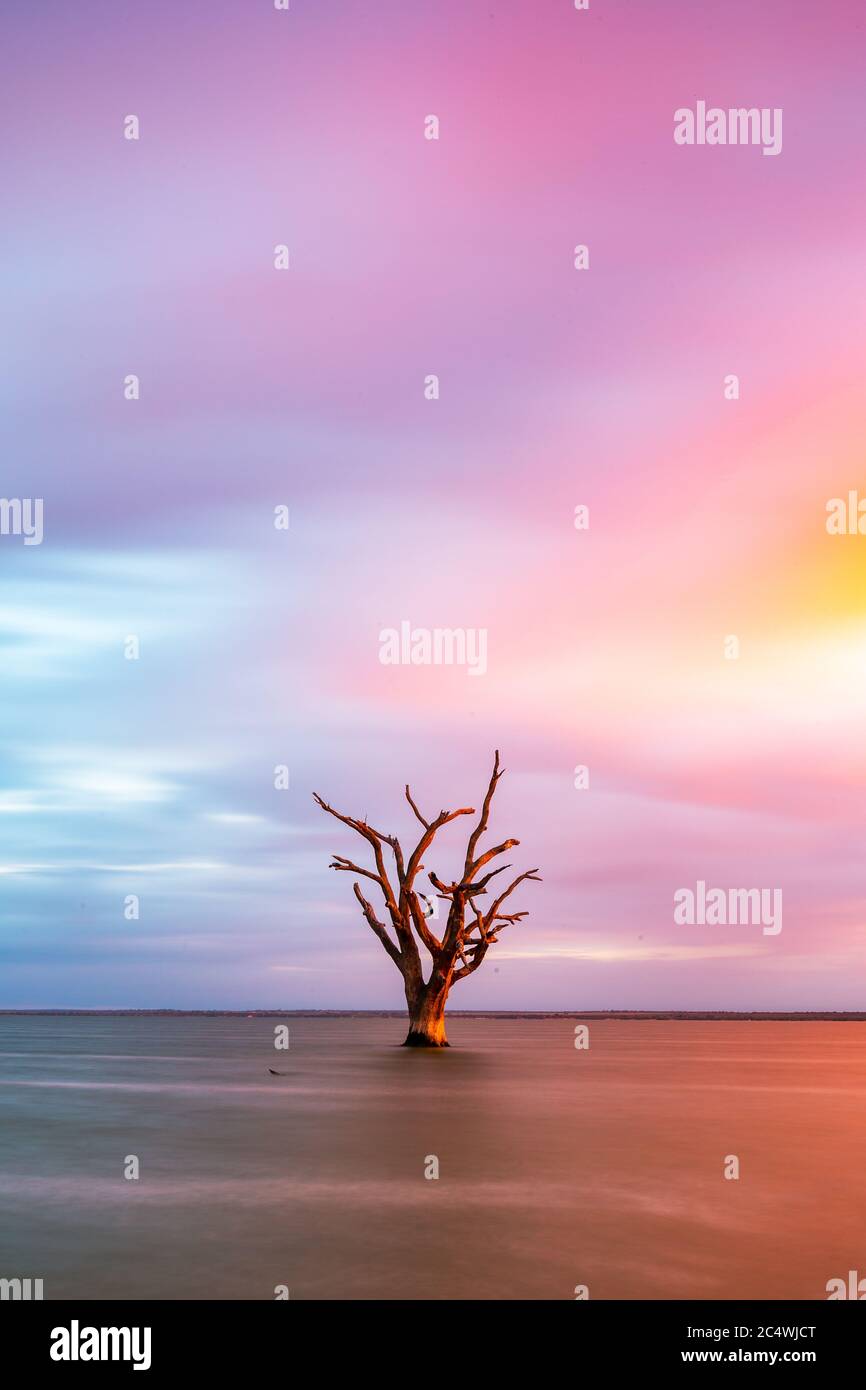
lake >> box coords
[0,1015,863,1299]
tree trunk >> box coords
[403,982,449,1047]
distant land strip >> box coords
[1,1010,866,1021]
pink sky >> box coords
[2,0,865,1009]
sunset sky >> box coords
[2,0,866,1009]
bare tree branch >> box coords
[352,882,402,967]
[404,786,429,830]
[452,876,539,983]
[364,822,405,881]
[463,749,504,879]
[428,870,457,897]
[451,944,490,982]
[486,869,542,923]
[470,863,512,892]
[403,806,475,891]
[328,854,385,888]
[313,793,401,919]
[470,838,519,876]
[406,891,442,957]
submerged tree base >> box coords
[402,1030,450,1048]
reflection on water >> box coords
[1,1015,864,1300]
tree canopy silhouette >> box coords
[314,751,541,1046]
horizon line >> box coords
[2,1008,866,1020]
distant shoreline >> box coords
[1,1009,865,1021]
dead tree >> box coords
[313,751,540,1047]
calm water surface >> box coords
[1,1016,864,1299]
